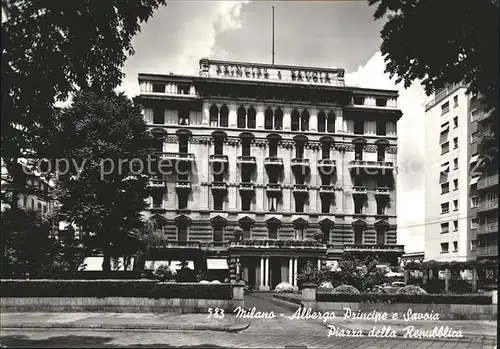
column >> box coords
[317,259,321,270]
[256,105,265,129]
[229,103,237,128]
[260,258,265,288]
[309,108,318,132]
[283,106,291,131]
[345,119,354,133]
[364,120,376,135]
[288,258,293,284]
[236,258,240,281]
[202,103,210,126]
[334,109,343,132]
[293,258,298,290]
[387,121,397,136]
[264,258,270,289]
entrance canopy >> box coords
[206,258,228,270]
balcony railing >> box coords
[228,239,326,249]
[237,156,256,165]
[209,154,228,163]
[149,179,166,187]
[478,222,498,234]
[476,245,498,256]
[317,159,336,169]
[375,187,391,196]
[239,182,255,191]
[349,160,394,171]
[477,109,494,123]
[477,199,498,212]
[160,241,201,249]
[291,158,310,167]
[477,174,498,190]
[425,83,466,111]
[319,185,335,194]
[264,157,283,167]
[211,182,228,191]
[175,180,192,190]
[266,183,283,193]
[292,184,309,194]
[160,152,195,161]
[353,186,367,195]
[344,244,405,253]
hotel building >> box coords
[137,58,404,289]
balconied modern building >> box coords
[137,58,404,290]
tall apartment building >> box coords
[137,58,404,289]
[424,84,498,262]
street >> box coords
[0,294,497,348]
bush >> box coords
[332,285,360,294]
[274,282,294,293]
[424,279,445,294]
[397,285,427,295]
[0,280,233,300]
[153,265,177,282]
[315,292,492,304]
[318,282,334,292]
[450,279,472,294]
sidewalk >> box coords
[0,313,250,332]
[317,318,498,340]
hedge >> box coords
[0,280,233,300]
[316,292,492,305]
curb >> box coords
[1,323,250,333]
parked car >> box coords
[381,281,407,294]
[243,280,254,295]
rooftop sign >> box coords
[199,59,345,87]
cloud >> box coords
[346,52,427,253]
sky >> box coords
[118,1,429,253]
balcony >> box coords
[159,241,201,250]
[237,156,256,165]
[477,174,498,190]
[477,109,494,123]
[149,204,166,213]
[349,160,394,172]
[375,187,391,196]
[264,157,283,168]
[239,182,255,192]
[344,244,405,253]
[160,152,195,162]
[317,159,336,170]
[266,183,283,195]
[477,199,498,212]
[352,186,367,195]
[478,222,498,234]
[291,158,310,169]
[211,182,228,192]
[209,154,228,163]
[148,179,166,188]
[228,239,327,249]
[175,180,192,191]
[319,185,335,195]
[476,245,498,257]
[207,242,229,251]
[292,184,309,195]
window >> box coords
[376,200,386,215]
[219,106,229,127]
[265,108,273,130]
[237,107,246,128]
[327,112,335,133]
[376,120,386,136]
[214,139,223,155]
[213,193,224,210]
[453,220,458,231]
[23,195,27,207]
[247,108,256,129]
[178,108,190,125]
[178,162,189,181]
[242,226,251,239]
[300,110,310,131]
[354,198,364,214]
[178,192,188,210]
[441,182,449,194]
[274,109,283,130]
[453,241,458,252]
[440,161,450,173]
[453,137,458,149]
[37,202,42,211]
[317,111,326,132]
[354,229,363,244]
[471,109,479,122]
[241,193,252,211]
[42,205,47,215]
[295,143,305,159]
[177,225,188,242]
[152,193,163,208]
[321,144,330,159]
[376,230,385,245]
[241,169,252,182]
[321,197,331,214]
[321,225,330,243]
[440,242,449,253]
[453,199,458,211]
[353,96,364,105]
[453,158,458,169]
[294,196,305,213]
[153,108,164,124]
[441,222,449,234]
[267,197,279,212]
[353,120,364,135]
[30,198,35,208]
[152,82,165,93]
[470,240,477,251]
[377,145,386,162]
[453,179,458,190]
[375,98,387,107]
[453,116,458,128]
[441,142,450,155]
[291,110,300,131]
[453,95,458,107]
[178,85,190,95]
[470,218,478,230]
[355,143,363,160]
[268,225,278,239]
[242,140,251,157]
[441,101,450,115]
[179,138,188,153]
[470,132,478,144]
[441,202,449,214]
[294,227,305,240]
[269,140,278,157]
[210,105,219,127]
[213,226,224,242]
[471,196,479,208]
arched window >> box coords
[274,108,283,130]
[317,111,326,132]
[291,109,300,131]
[219,105,229,127]
[209,105,219,127]
[301,110,310,131]
[327,112,335,133]
[247,107,256,129]
[237,106,246,128]
[264,108,273,130]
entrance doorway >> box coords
[247,263,257,289]
[270,258,283,290]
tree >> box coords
[368,0,499,166]
[52,90,155,271]
[1,0,167,209]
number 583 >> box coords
[207,307,225,319]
